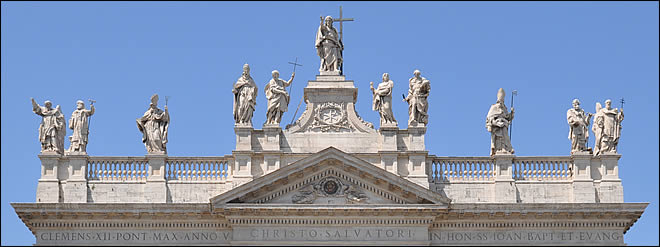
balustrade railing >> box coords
[430,157,495,182]
[512,157,573,180]
[165,157,231,181]
[87,157,149,181]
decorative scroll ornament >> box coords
[291,176,368,204]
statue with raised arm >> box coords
[68,100,95,154]
[567,99,593,154]
[486,88,515,156]
[31,98,66,154]
[370,73,397,126]
[315,16,343,73]
[233,64,258,126]
[136,94,169,154]
[592,99,624,155]
[404,70,430,126]
[264,70,295,125]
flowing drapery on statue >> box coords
[315,16,343,73]
[567,99,592,154]
[68,100,95,153]
[370,73,397,126]
[136,94,170,154]
[31,98,66,154]
[486,88,515,156]
[404,70,430,126]
[592,99,624,155]
[264,70,295,125]
[233,64,258,126]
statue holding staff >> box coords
[67,100,95,154]
[31,98,66,154]
[315,16,343,73]
[486,88,515,156]
[370,73,397,126]
[232,64,258,126]
[136,94,169,154]
[566,99,592,154]
[264,70,295,125]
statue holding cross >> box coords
[315,9,353,75]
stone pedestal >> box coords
[598,153,623,203]
[405,153,429,189]
[63,154,88,203]
[407,126,426,151]
[232,151,254,187]
[571,152,596,203]
[262,126,281,151]
[379,126,398,151]
[234,126,253,151]
[145,154,167,202]
[36,153,62,203]
[494,154,516,203]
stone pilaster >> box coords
[406,152,429,189]
[63,154,88,203]
[232,151,254,187]
[36,153,63,203]
[493,154,516,203]
[145,154,167,203]
[234,126,253,151]
[598,153,623,203]
[262,153,282,176]
[571,152,596,203]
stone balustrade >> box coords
[430,157,495,182]
[165,157,231,181]
[512,156,573,180]
[87,157,149,181]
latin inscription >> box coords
[233,227,428,241]
[37,230,231,244]
[430,230,623,244]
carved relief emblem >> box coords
[309,102,353,132]
[291,176,368,204]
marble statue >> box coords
[31,98,66,154]
[592,99,624,155]
[566,99,593,154]
[486,88,515,156]
[68,100,95,154]
[370,73,397,126]
[264,70,295,125]
[136,94,169,154]
[233,64,258,126]
[315,16,343,73]
[404,70,430,126]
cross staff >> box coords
[334,6,354,75]
[287,57,303,91]
[87,99,96,141]
[509,90,518,140]
[619,98,625,109]
[165,96,170,107]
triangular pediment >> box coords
[211,147,450,208]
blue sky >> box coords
[1,1,658,245]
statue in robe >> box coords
[486,88,515,156]
[136,94,169,154]
[592,99,624,155]
[315,16,343,73]
[264,70,295,125]
[370,73,397,126]
[567,99,592,154]
[404,70,430,126]
[31,98,66,154]
[68,100,95,153]
[233,64,258,126]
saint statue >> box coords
[592,99,624,155]
[136,94,169,154]
[315,16,343,73]
[233,64,258,126]
[404,70,430,126]
[68,100,95,154]
[486,88,515,156]
[567,99,592,154]
[370,73,397,126]
[31,98,66,154]
[264,70,295,125]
